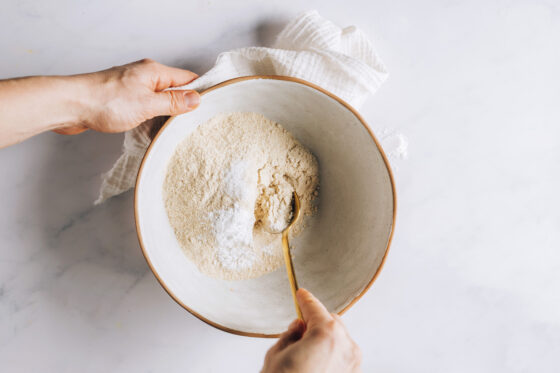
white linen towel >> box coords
[96,10,388,204]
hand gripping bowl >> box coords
[135,76,396,337]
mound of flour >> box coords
[163,112,319,280]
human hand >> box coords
[54,58,200,135]
[261,288,362,373]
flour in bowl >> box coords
[163,112,319,280]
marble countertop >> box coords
[1,1,559,371]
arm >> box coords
[0,59,200,148]
[262,288,362,373]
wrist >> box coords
[50,74,97,131]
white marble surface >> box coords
[1,0,559,371]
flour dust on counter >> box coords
[163,112,319,280]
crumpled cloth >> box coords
[96,10,388,204]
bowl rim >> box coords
[134,75,397,338]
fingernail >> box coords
[296,288,307,302]
[184,90,200,109]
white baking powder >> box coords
[210,161,256,271]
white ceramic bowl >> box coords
[135,76,396,337]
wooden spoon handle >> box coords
[282,231,303,320]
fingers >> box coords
[330,313,363,370]
[150,89,200,117]
[273,319,305,351]
[296,288,332,329]
[154,64,198,91]
[133,59,198,91]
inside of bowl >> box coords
[136,78,394,336]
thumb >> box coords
[296,288,332,329]
[151,89,200,116]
